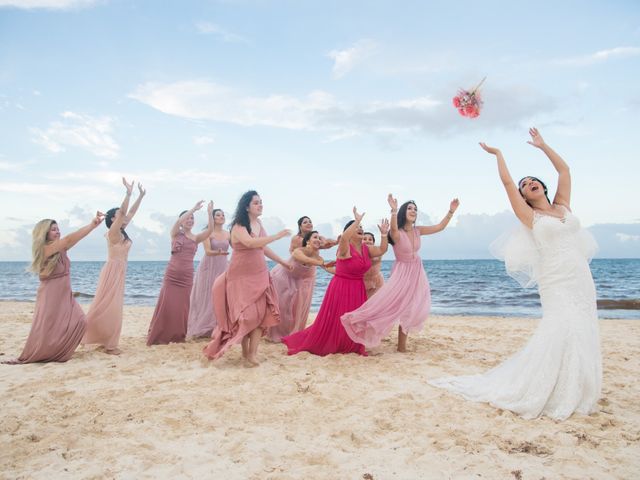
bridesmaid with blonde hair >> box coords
[5,211,104,364]
[186,208,230,338]
[82,178,145,355]
[147,200,214,345]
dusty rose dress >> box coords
[9,250,86,363]
[147,232,197,345]
[363,256,384,298]
[267,257,316,342]
[341,228,431,348]
[186,237,229,338]
[82,235,131,350]
[203,224,280,360]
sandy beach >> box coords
[0,301,638,480]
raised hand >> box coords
[193,200,205,211]
[93,211,106,226]
[137,182,146,196]
[526,127,545,149]
[276,229,292,240]
[353,206,365,223]
[479,142,501,155]
[387,193,398,211]
[449,198,460,213]
[323,260,336,269]
[122,177,134,195]
[378,218,390,235]
[207,201,214,214]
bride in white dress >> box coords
[429,128,601,420]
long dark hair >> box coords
[105,208,130,242]
[518,176,551,206]
[231,190,258,234]
[297,216,311,236]
[388,200,416,245]
[343,220,355,232]
[363,231,375,243]
[302,230,318,247]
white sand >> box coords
[1,301,638,479]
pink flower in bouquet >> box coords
[452,77,486,119]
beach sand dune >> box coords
[1,301,638,479]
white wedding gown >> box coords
[429,207,602,420]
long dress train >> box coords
[341,228,431,348]
[282,243,369,356]
[429,208,601,420]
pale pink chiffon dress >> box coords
[186,237,229,338]
[267,257,316,342]
[341,227,431,348]
[82,235,131,350]
[363,256,384,298]
[203,224,280,360]
[8,250,86,363]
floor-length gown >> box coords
[147,232,197,345]
[429,208,602,420]
[282,243,369,356]
[203,225,280,360]
[267,258,317,342]
[341,228,430,348]
[82,235,131,350]
[186,237,229,338]
[8,251,86,363]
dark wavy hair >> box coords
[518,176,551,205]
[105,208,130,242]
[388,200,416,245]
[343,220,355,232]
[302,230,318,247]
[231,190,258,234]
[297,216,311,236]
[363,231,375,243]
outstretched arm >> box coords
[124,182,146,224]
[232,224,291,249]
[292,247,325,267]
[194,201,215,243]
[417,198,460,235]
[367,218,390,257]
[109,178,133,244]
[527,127,571,208]
[44,212,104,258]
[170,200,204,239]
[264,246,291,269]
[480,142,534,228]
[387,193,401,244]
[337,207,364,258]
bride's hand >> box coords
[479,142,501,155]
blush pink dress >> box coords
[282,243,369,357]
[8,250,86,363]
[341,227,431,348]
[82,235,131,350]
[186,237,229,338]
[147,232,197,345]
[267,257,317,342]
[203,224,280,360]
[363,256,384,298]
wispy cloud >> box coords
[0,0,101,9]
[193,135,215,145]
[195,21,249,44]
[327,39,377,79]
[31,111,119,159]
[553,46,640,67]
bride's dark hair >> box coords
[518,176,551,206]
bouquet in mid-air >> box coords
[452,77,486,119]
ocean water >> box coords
[0,259,638,319]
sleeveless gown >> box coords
[282,243,369,356]
[147,232,197,345]
[267,257,317,342]
[429,208,602,420]
[186,237,229,338]
[82,235,131,350]
[341,228,431,348]
[8,250,86,363]
[203,224,280,360]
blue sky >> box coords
[0,0,638,260]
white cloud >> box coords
[0,0,100,9]
[553,46,640,67]
[31,111,119,159]
[193,135,215,145]
[195,21,249,44]
[0,159,31,172]
[327,39,377,79]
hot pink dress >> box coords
[8,250,86,363]
[282,243,369,356]
[82,235,131,350]
[203,224,280,360]
[341,228,431,348]
[147,232,197,345]
[186,237,229,338]
[363,256,384,298]
[267,257,316,342]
